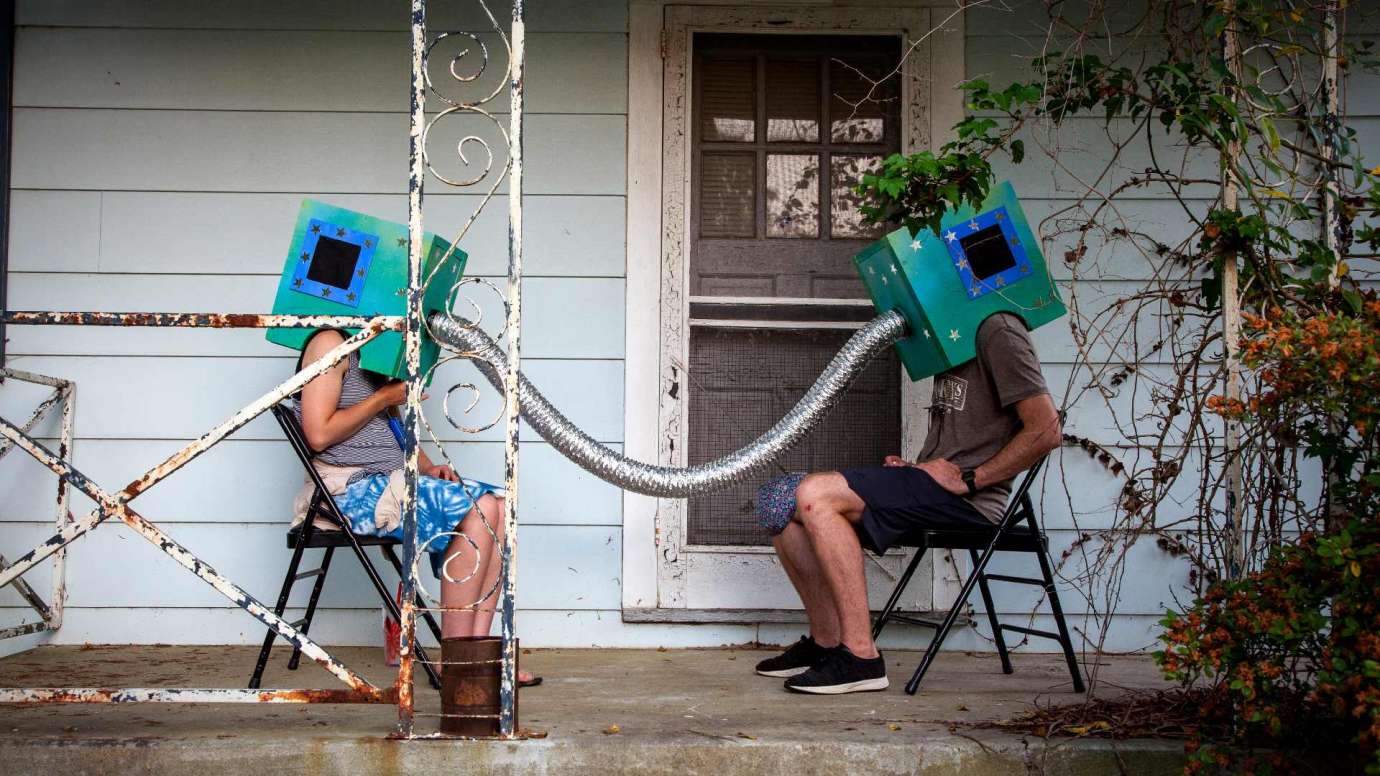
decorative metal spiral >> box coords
[411,1,516,616]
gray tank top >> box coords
[294,351,405,477]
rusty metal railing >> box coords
[0,368,72,642]
[0,320,399,705]
[396,0,525,739]
[0,0,525,738]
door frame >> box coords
[623,1,966,619]
[0,0,14,368]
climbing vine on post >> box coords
[854,1,1379,769]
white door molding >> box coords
[623,1,966,617]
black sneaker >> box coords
[784,645,889,694]
[754,635,831,678]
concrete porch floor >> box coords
[0,645,1184,775]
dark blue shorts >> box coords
[841,466,992,555]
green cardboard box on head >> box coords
[854,181,1066,381]
[265,200,466,383]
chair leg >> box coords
[367,544,442,691]
[905,541,1005,695]
[871,548,928,641]
[249,530,311,689]
[904,580,972,695]
[288,546,334,671]
[1032,533,1085,693]
[969,548,1013,675]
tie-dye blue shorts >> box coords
[335,474,499,579]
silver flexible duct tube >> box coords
[429,310,908,497]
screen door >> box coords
[687,33,903,548]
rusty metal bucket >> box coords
[439,636,516,737]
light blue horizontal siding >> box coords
[0,439,623,527]
[0,435,1250,535]
[0,521,1181,618]
[0,354,625,443]
[8,1,1367,654]
[5,274,625,357]
[3,3,637,649]
[15,29,627,114]
[0,522,622,610]
[0,605,1166,652]
[12,109,626,195]
[16,1,628,34]
[10,191,625,276]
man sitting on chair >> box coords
[753,311,1062,694]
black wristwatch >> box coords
[961,469,978,496]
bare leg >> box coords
[468,494,505,638]
[794,473,877,659]
[439,495,502,639]
[439,494,534,682]
[772,521,841,647]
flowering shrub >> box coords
[1158,520,1379,773]
[1214,300,1380,518]
[1162,298,1380,773]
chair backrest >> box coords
[995,454,1046,529]
[993,410,1065,532]
[271,403,347,528]
[271,402,316,463]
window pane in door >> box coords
[830,59,896,143]
[830,154,884,238]
[700,152,756,238]
[766,153,820,238]
[701,57,756,142]
[766,58,820,142]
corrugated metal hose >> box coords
[427,310,908,498]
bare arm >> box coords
[384,406,458,481]
[901,394,1062,494]
[298,330,405,452]
[972,393,1061,489]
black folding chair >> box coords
[248,403,444,690]
[871,455,1085,695]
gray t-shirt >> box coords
[918,312,1050,522]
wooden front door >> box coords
[686,33,903,549]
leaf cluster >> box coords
[854,80,1039,237]
[852,8,1380,313]
[1219,299,1380,517]
[1157,518,1380,774]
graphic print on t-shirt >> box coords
[934,374,968,412]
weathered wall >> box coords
[0,0,647,652]
[3,1,1373,660]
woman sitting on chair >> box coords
[293,328,538,685]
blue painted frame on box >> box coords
[289,218,379,308]
[941,206,1033,300]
